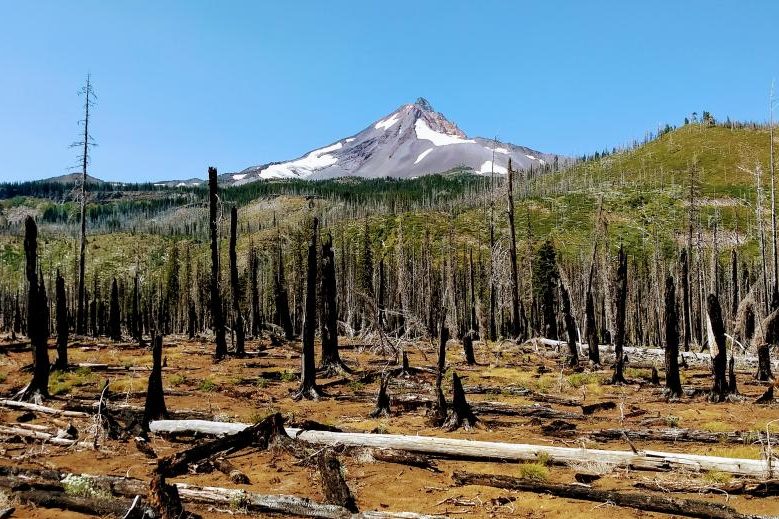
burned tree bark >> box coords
[249,246,262,337]
[430,315,449,427]
[143,334,169,429]
[585,289,599,365]
[319,233,350,376]
[507,160,521,339]
[680,248,692,352]
[612,244,628,384]
[294,217,323,400]
[316,449,358,513]
[208,167,228,360]
[132,272,142,343]
[370,374,391,418]
[462,334,476,365]
[664,276,682,397]
[443,371,479,431]
[753,308,777,381]
[274,231,294,341]
[55,270,68,371]
[17,216,49,402]
[560,282,579,367]
[229,207,245,356]
[706,294,730,402]
[109,278,121,341]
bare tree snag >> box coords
[680,248,692,351]
[229,206,245,357]
[109,278,121,341]
[430,319,449,427]
[753,307,777,381]
[75,75,94,336]
[706,294,730,402]
[370,374,391,418]
[612,244,628,384]
[443,372,479,431]
[16,217,49,403]
[208,167,227,360]
[560,282,578,367]
[461,333,476,365]
[274,223,294,341]
[55,270,68,370]
[664,276,682,397]
[143,335,169,429]
[320,233,350,376]
[452,471,754,519]
[585,289,599,365]
[506,160,521,339]
[316,449,358,513]
[728,355,738,394]
[294,217,323,400]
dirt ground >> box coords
[0,334,777,518]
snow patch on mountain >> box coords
[259,142,343,179]
[375,113,401,131]
[414,119,474,146]
[415,148,434,164]
[478,160,508,175]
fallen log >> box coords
[0,466,443,519]
[149,420,778,478]
[635,479,779,497]
[453,471,758,519]
[0,425,92,448]
[534,338,779,371]
[589,427,770,445]
[15,489,150,518]
[0,399,89,418]
[463,385,580,407]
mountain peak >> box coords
[414,97,434,112]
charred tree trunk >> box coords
[507,160,521,339]
[560,282,579,367]
[250,246,262,337]
[585,290,599,365]
[443,371,479,431]
[706,294,729,402]
[612,245,628,384]
[132,273,141,343]
[370,374,391,418]
[208,167,228,360]
[319,233,349,375]
[187,302,197,339]
[17,216,49,402]
[462,334,476,365]
[109,278,121,341]
[274,234,294,341]
[664,276,682,397]
[294,218,322,400]
[753,308,777,381]
[55,270,68,371]
[430,313,449,427]
[680,248,692,352]
[143,334,169,429]
[229,207,245,356]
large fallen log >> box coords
[0,425,92,448]
[589,427,771,445]
[149,420,778,478]
[534,338,779,371]
[635,479,779,497]
[452,471,759,519]
[0,466,443,519]
[0,399,90,418]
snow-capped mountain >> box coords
[227,98,561,184]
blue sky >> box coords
[1,1,778,182]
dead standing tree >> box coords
[74,75,96,336]
[143,334,169,429]
[274,223,294,341]
[506,159,522,339]
[229,206,245,356]
[208,167,228,360]
[706,294,731,402]
[16,216,49,402]
[664,275,682,397]
[560,281,579,367]
[109,278,121,341]
[753,308,777,381]
[319,232,351,376]
[612,244,628,384]
[294,217,323,400]
[55,270,68,371]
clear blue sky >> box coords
[1,1,777,182]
